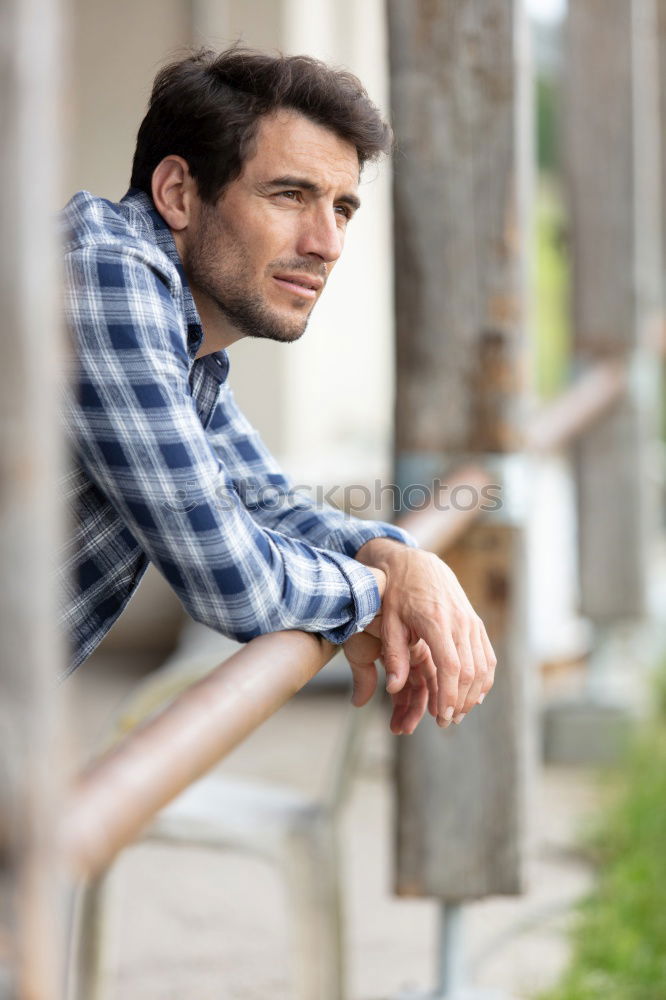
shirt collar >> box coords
[120,187,229,377]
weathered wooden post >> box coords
[660,0,666,330]
[0,0,67,996]
[556,0,664,758]
[659,1,666,522]
[657,0,666,525]
[566,0,662,625]
[387,1,532,995]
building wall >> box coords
[192,0,395,484]
[68,0,191,201]
[67,0,395,651]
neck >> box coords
[170,225,245,358]
[190,286,245,358]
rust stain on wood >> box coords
[395,880,426,897]
[488,293,521,326]
[486,567,510,604]
[468,328,522,451]
[443,523,514,642]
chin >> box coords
[263,324,308,344]
[264,305,311,343]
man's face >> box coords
[182,110,361,344]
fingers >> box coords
[385,643,435,735]
[458,619,497,716]
[373,606,497,732]
[419,617,494,726]
[345,632,381,707]
[390,670,429,735]
[458,626,486,713]
[381,613,412,695]
[389,681,412,734]
[418,625,462,725]
[409,638,438,718]
[479,624,497,694]
[452,631,476,719]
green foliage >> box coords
[537,667,666,1000]
[537,75,559,174]
[534,178,570,399]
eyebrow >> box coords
[262,175,362,213]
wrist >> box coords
[368,566,387,599]
[356,536,405,572]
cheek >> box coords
[211,204,296,276]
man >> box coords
[59,47,496,734]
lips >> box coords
[272,272,323,299]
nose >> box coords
[296,205,344,265]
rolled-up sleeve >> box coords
[62,245,383,644]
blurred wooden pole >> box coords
[656,0,666,515]
[565,0,663,625]
[0,0,67,996]
[388,0,533,902]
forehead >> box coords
[243,110,360,191]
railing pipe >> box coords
[59,487,497,882]
[60,355,628,884]
[526,358,627,454]
[60,631,336,880]
[398,463,494,552]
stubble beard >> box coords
[184,206,314,344]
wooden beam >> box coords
[0,0,66,995]
[565,0,663,623]
[388,0,532,899]
[564,0,662,624]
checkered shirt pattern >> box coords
[57,189,415,677]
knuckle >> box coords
[451,610,467,631]
[443,660,461,678]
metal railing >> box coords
[59,356,630,882]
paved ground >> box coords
[67,647,603,1000]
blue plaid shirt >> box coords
[58,189,415,676]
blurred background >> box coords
[64,0,593,673]
[2,1,666,998]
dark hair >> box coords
[130,46,392,204]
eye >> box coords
[276,190,301,202]
[334,204,353,221]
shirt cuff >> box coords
[316,549,382,645]
[327,520,419,559]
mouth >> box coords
[272,272,323,300]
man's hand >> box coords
[357,539,497,727]
[343,629,437,735]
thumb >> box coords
[345,633,380,706]
[348,657,378,707]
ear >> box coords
[151,156,198,232]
